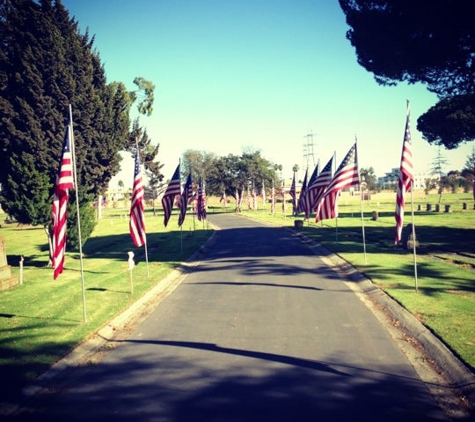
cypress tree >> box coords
[0,0,131,248]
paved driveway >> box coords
[19,214,449,421]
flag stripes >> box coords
[316,143,359,222]
[296,168,308,215]
[196,179,207,221]
[303,158,332,219]
[129,148,146,247]
[162,164,181,227]
[289,172,297,216]
[178,173,192,226]
[51,122,74,279]
[395,102,414,243]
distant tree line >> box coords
[181,149,279,199]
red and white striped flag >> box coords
[395,102,414,244]
[281,183,287,213]
[261,182,266,209]
[219,191,227,208]
[289,172,297,216]
[252,186,257,211]
[129,147,146,247]
[300,164,320,218]
[178,173,192,226]
[296,168,308,215]
[316,143,359,222]
[304,158,333,219]
[196,179,207,221]
[270,182,275,214]
[235,188,240,211]
[162,163,181,227]
[51,122,75,279]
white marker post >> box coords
[19,255,24,285]
[128,251,135,294]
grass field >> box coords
[0,190,474,402]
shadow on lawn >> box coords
[301,223,475,256]
[300,223,475,295]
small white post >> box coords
[128,251,135,294]
[19,255,24,285]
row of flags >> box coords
[51,103,414,280]
[130,161,208,249]
[291,142,359,223]
[274,101,413,248]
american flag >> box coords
[162,164,181,227]
[51,122,75,279]
[270,182,275,214]
[316,143,359,222]
[238,188,244,210]
[395,102,414,244]
[219,191,227,208]
[252,186,257,211]
[296,168,308,215]
[129,148,146,247]
[235,188,240,211]
[178,173,192,226]
[303,158,333,219]
[300,162,320,218]
[281,183,286,213]
[289,173,297,216]
[261,182,266,209]
[196,179,207,221]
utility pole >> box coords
[303,132,316,170]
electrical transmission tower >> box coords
[303,132,316,170]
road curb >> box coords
[293,229,475,413]
[7,231,219,416]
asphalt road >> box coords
[16,214,453,421]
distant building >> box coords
[378,168,440,190]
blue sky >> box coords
[62,0,472,186]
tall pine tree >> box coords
[0,0,131,247]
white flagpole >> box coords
[359,187,367,264]
[356,136,367,263]
[69,104,87,323]
[144,238,150,277]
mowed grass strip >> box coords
[0,207,212,401]
[238,191,475,371]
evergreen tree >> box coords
[339,0,475,149]
[0,0,131,248]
